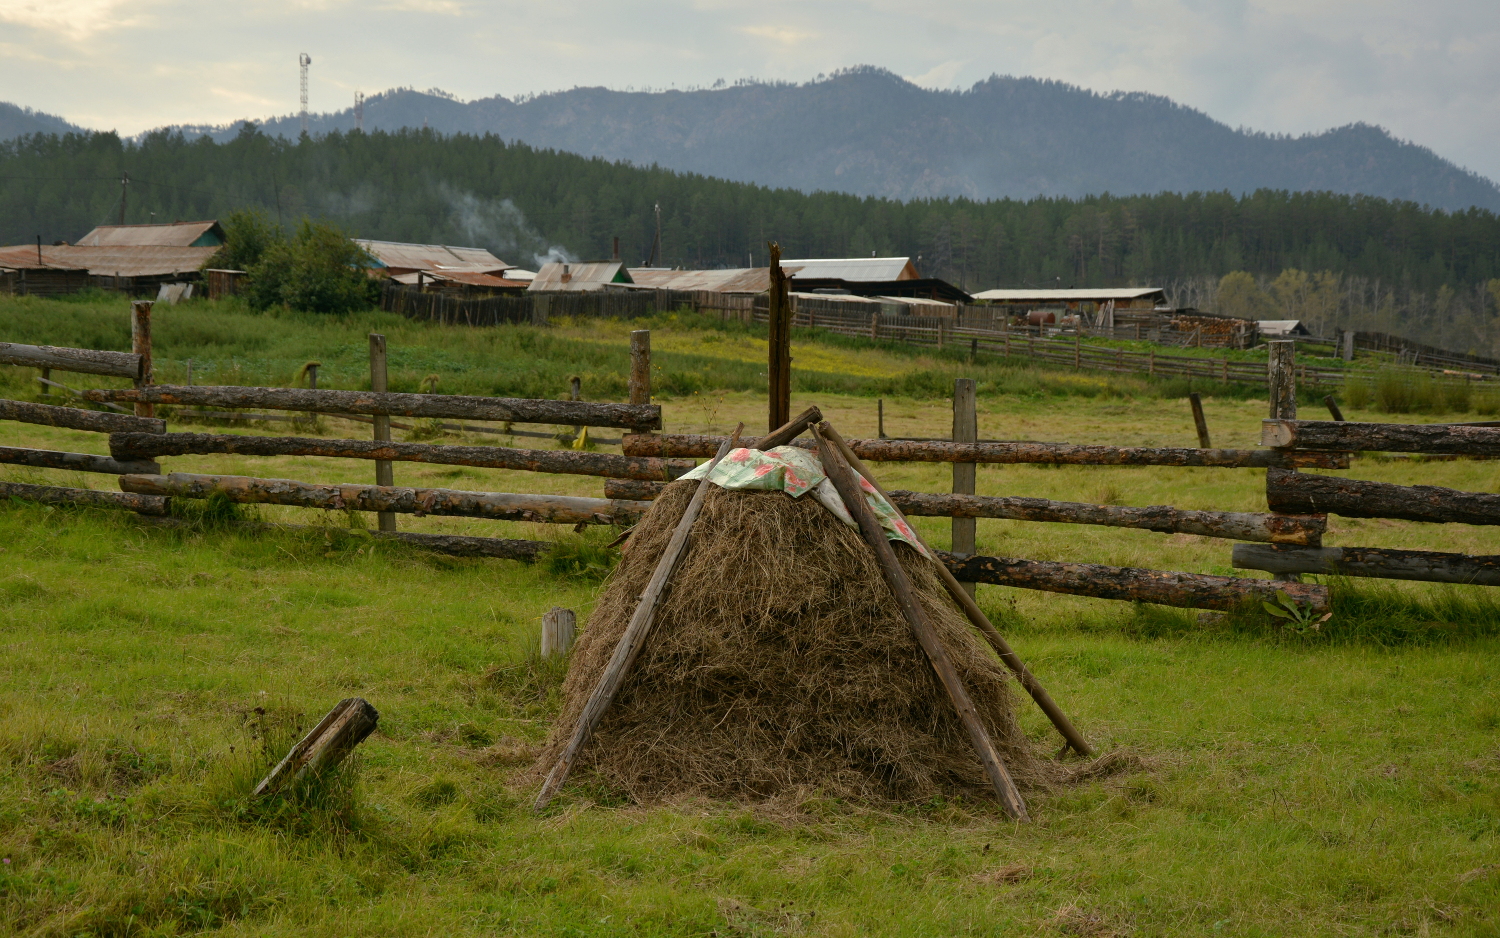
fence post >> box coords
[952,378,978,598]
[369,333,396,532]
[541,607,576,658]
[1149,347,1155,378]
[39,366,49,396]
[307,363,318,389]
[938,319,946,350]
[1267,340,1301,581]
[131,300,154,419]
[870,312,878,340]
[878,398,885,439]
[1189,392,1211,448]
[1341,330,1355,362]
[629,330,654,431]
[1074,335,1081,369]
[766,242,791,432]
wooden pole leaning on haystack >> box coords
[534,423,746,812]
[817,423,1094,759]
[813,422,1029,821]
[766,241,792,432]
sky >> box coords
[3,0,1498,182]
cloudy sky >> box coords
[4,0,1498,181]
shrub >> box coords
[246,220,378,314]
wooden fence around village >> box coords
[5,311,1500,615]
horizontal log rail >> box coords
[83,385,662,431]
[119,472,652,526]
[937,550,1329,613]
[603,479,1326,546]
[0,342,142,379]
[0,445,160,475]
[1264,419,1500,456]
[0,480,170,514]
[1,397,165,434]
[623,433,1350,469]
[143,514,553,561]
[1232,543,1500,587]
[110,432,694,481]
[1266,468,1500,526]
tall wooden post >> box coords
[1341,330,1355,362]
[369,333,396,532]
[952,378,978,597]
[628,329,655,430]
[1267,340,1300,581]
[766,241,791,432]
[131,300,154,418]
[1189,392,1212,448]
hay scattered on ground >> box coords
[531,480,1066,805]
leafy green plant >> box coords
[1262,590,1333,634]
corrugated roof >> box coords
[392,270,529,289]
[76,221,224,248]
[34,244,218,277]
[780,257,919,282]
[971,287,1166,303]
[528,261,633,292]
[625,267,802,293]
[356,240,508,273]
[0,245,89,272]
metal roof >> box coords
[10,244,220,277]
[76,221,225,248]
[1256,320,1310,336]
[392,270,529,289]
[355,240,509,273]
[780,257,919,282]
[528,261,633,292]
[971,287,1166,303]
[0,245,89,272]
[625,267,802,293]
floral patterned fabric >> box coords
[679,446,931,557]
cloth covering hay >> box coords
[531,479,1061,804]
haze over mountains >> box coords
[5,68,1499,212]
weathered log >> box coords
[938,551,1330,613]
[0,398,165,434]
[1263,419,1500,455]
[891,490,1326,545]
[0,342,142,379]
[109,432,694,481]
[535,426,744,812]
[816,422,1029,821]
[119,473,651,525]
[0,445,160,475]
[624,433,1349,469]
[253,697,379,797]
[83,385,662,431]
[0,480,170,514]
[756,405,822,450]
[1266,468,1500,526]
[1232,543,1500,586]
[371,529,549,560]
[605,478,667,501]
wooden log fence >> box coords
[0,479,170,514]
[0,342,143,379]
[0,445,160,475]
[82,385,661,431]
[1264,419,1500,456]
[110,432,693,481]
[1,397,165,434]
[1266,468,1500,526]
[120,472,652,526]
[1232,544,1500,587]
[622,433,1350,469]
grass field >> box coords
[3,294,1500,936]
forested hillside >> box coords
[0,102,81,142]
[3,125,1499,351]
[154,69,1500,212]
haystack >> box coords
[531,478,1061,805]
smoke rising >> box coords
[440,185,575,269]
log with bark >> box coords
[606,481,1326,546]
[119,473,652,525]
[110,432,694,481]
[253,697,379,797]
[1,398,165,434]
[1232,543,1500,586]
[0,445,160,475]
[0,480,170,514]
[1263,419,1500,455]
[1266,468,1500,526]
[0,342,142,379]
[83,385,661,431]
[623,433,1349,469]
[938,551,1329,613]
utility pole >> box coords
[646,202,662,266]
[119,170,128,225]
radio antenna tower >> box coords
[354,90,365,132]
[298,53,312,136]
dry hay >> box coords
[530,479,1064,805]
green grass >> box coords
[3,294,1500,935]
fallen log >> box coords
[137,515,552,561]
[1266,468,1500,526]
[0,398,165,434]
[605,479,1326,546]
[623,433,1349,469]
[0,445,160,475]
[1232,543,1500,586]
[937,550,1329,613]
[1263,419,1500,455]
[119,472,651,525]
[0,342,142,380]
[84,385,660,431]
[0,480,170,514]
[110,432,694,481]
[253,697,379,797]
